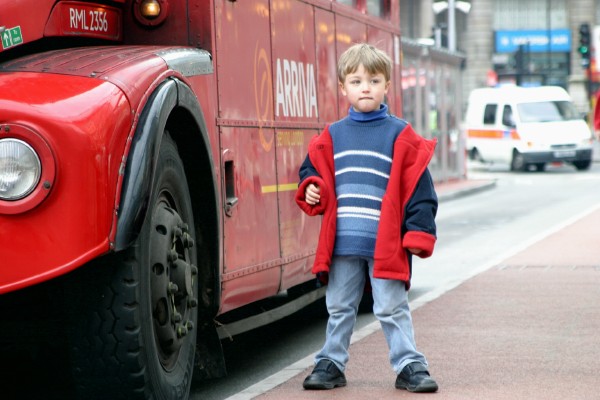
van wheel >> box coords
[468,148,476,161]
[469,148,484,162]
[573,160,591,170]
[510,150,526,171]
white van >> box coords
[465,86,594,171]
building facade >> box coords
[400,39,465,181]
[401,0,599,113]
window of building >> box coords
[400,0,415,38]
[493,0,567,30]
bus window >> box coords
[367,0,385,16]
[483,104,497,125]
[337,0,356,6]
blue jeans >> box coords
[315,255,428,374]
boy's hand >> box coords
[408,248,422,255]
[305,183,321,205]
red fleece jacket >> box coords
[295,123,437,285]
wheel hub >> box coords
[149,203,197,368]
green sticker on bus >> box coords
[2,26,23,50]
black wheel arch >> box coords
[115,77,221,315]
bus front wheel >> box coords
[66,133,199,399]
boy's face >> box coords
[340,63,390,114]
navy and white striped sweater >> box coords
[329,104,408,257]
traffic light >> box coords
[578,23,591,68]
[514,44,525,72]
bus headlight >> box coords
[0,124,56,215]
[0,139,41,200]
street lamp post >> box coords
[448,0,456,51]
[432,1,471,52]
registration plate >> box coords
[56,2,122,41]
[553,150,576,158]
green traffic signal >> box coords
[578,23,591,68]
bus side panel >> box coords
[215,0,273,122]
[367,26,398,115]
[271,0,318,123]
[219,126,281,313]
[187,0,216,53]
[214,0,281,312]
[271,1,320,289]
[334,15,367,117]
[275,127,320,290]
[187,75,221,185]
[315,8,339,124]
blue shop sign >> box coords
[495,29,571,53]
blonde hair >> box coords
[337,43,392,83]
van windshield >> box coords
[517,101,581,123]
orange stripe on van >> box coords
[467,129,520,140]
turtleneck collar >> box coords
[349,103,389,122]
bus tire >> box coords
[66,133,198,400]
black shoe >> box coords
[395,362,438,393]
[302,359,347,390]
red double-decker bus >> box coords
[1,1,404,398]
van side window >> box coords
[502,105,515,127]
[483,104,497,125]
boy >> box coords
[295,43,439,393]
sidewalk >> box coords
[236,194,600,399]
[434,177,496,202]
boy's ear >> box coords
[385,80,391,92]
[339,81,347,96]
